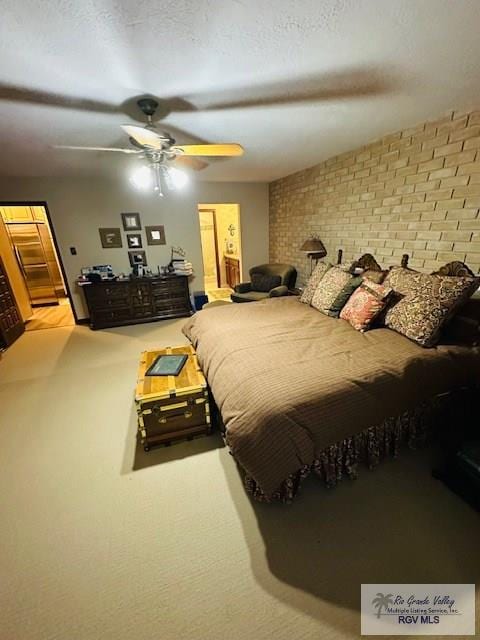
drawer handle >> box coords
[159,410,192,424]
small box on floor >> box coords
[135,345,211,451]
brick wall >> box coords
[269,110,480,285]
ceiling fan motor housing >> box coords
[137,98,159,118]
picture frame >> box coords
[128,250,147,267]
[99,227,122,249]
[121,212,141,231]
[126,233,143,249]
[145,225,166,246]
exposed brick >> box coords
[433,142,463,158]
[415,230,442,241]
[444,150,476,167]
[441,230,473,241]
[270,109,480,282]
[444,208,477,219]
[453,242,480,252]
[440,176,469,188]
[425,189,454,202]
[418,158,444,173]
[463,136,480,150]
[428,167,456,180]
[449,125,480,143]
[437,251,468,262]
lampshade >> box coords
[300,238,327,256]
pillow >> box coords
[311,266,362,317]
[362,269,388,284]
[299,262,332,304]
[382,267,479,347]
[251,273,281,292]
[340,279,393,331]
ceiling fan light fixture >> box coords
[167,166,188,189]
[130,165,152,191]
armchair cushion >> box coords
[231,291,270,303]
[269,285,288,298]
[251,273,282,292]
[234,282,252,294]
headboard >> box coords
[336,249,410,269]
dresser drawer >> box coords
[92,308,132,326]
[88,283,128,299]
[151,281,186,296]
[96,296,130,310]
[154,297,190,312]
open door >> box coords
[0,204,75,332]
[198,203,242,302]
[0,214,32,322]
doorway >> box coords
[198,204,242,302]
[0,204,75,331]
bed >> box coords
[183,294,480,503]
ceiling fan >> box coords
[54,97,243,171]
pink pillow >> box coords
[340,279,392,332]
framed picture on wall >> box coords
[121,212,141,231]
[128,250,147,267]
[99,227,122,248]
[145,225,166,245]
[127,233,142,249]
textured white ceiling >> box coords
[1,0,480,182]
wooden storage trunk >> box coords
[135,345,211,450]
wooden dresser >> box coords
[81,275,192,330]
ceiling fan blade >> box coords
[53,145,141,154]
[0,83,119,113]
[174,156,209,171]
[172,144,244,157]
[121,125,166,149]
[178,68,393,112]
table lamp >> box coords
[300,237,327,274]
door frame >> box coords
[198,208,221,289]
[0,201,79,324]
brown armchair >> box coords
[231,263,297,303]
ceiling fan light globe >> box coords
[130,165,153,191]
[168,166,189,189]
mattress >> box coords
[183,297,480,496]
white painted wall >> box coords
[0,178,269,319]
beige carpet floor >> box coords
[0,320,479,640]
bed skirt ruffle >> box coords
[241,390,464,504]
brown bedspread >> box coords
[183,297,480,496]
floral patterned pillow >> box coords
[311,266,362,316]
[300,262,332,304]
[340,279,392,331]
[382,267,479,347]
